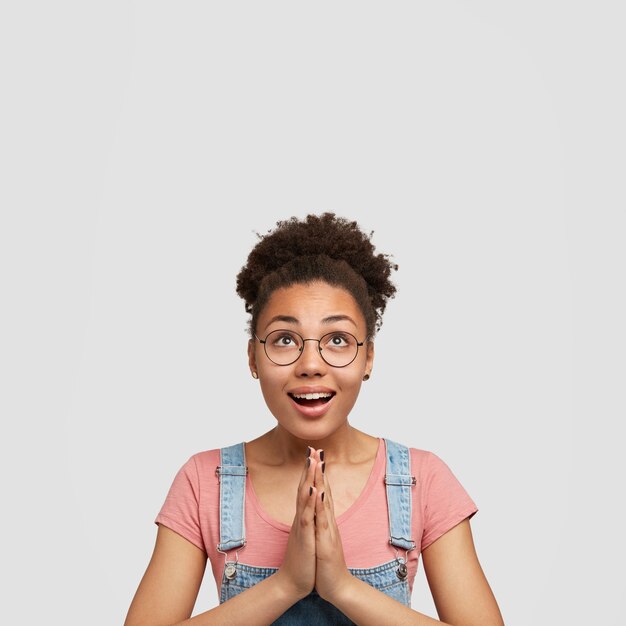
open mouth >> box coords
[288,392,336,408]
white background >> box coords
[1,2,624,625]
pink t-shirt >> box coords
[154,437,478,596]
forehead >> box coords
[259,282,365,328]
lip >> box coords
[288,392,335,418]
[287,385,336,395]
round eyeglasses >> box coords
[254,329,366,368]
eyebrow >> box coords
[264,314,358,330]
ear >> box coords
[365,339,374,376]
[248,339,257,371]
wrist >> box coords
[321,572,356,606]
[272,570,310,603]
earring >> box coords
[363,373,370,381]
[251,371,258,379]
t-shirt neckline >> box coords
[245,437,385,533]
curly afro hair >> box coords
[235,212,398,339]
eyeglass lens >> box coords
[264,329,359,367]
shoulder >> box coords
[182,441,254,475]
[385,441,475,498]
[164,447,224,490]
[181,447,224,477]
[409,447,449,475]
[408,446,434,467]
[383,438,442,475]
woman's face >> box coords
[248,281,374,442]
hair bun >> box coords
[236,212,398,337]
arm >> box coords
[421,518,504,626]
[123,525,304,626]
[327,519,504,626]
[125,449,320,626]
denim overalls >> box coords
[215,438,416,625]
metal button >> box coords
[225,563,237,580]
[396,562,408,580]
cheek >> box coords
[335,371,364,393]
[258,368,289,395]
[257,380,281,412]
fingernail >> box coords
[306,458,310,468]
[321,461,325,474]
[309,486,313,496]
[306,447,311,458]
[321,492,325,502]
[320,450,325,462]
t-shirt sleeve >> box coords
[420,451,478,551]
[154,455,206,554]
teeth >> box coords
[291,392,334,400]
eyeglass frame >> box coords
[253,328,368,368]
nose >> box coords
[293,339,327,377]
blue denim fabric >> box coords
[215,444,248,552]
[216,439,415,625]
[384,440,417,553]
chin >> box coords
[275,417,348,441]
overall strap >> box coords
[215,442,247,552]
[384,438,417,552]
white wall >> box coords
[1,2,624,624]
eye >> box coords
[323,332,352,348]
[268,331,301,348]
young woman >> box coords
[124,213,505,626]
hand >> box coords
[312,449,354,604]
[275,447,318,601]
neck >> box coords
[263,423,375,466]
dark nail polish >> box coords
[320,450,325,462]
[309,486,313,496]
[306,447,311,458]
[321,461,325,474]
[321,492,325,502]
[306,458,310,468]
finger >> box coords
[298,446,313,488]
[325,472,332,496]
[298,448,319,499]
[297,451,318,515]
[324,487,336,527]
[315,450,333,513]
[315,461,338,529]
[314,483,329,532]
[314,450,326,489]
[312,449,330,497]
[300,482,318,528]
[322,463,333,505]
